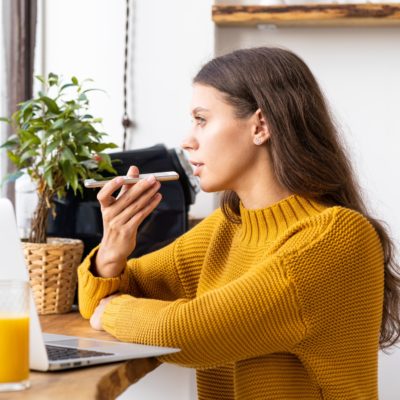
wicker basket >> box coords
[22,237,84,315]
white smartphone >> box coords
[84,171,179,188]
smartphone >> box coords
[84,171,179,188]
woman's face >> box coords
[182,84,264,193]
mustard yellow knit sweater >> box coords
[78,195,384,399]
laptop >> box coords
[0,198,180,371]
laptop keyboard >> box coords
[46,344,113,360]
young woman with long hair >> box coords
[78,47,400,399]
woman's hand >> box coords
[94,166,162,278]
[90,294,120,331]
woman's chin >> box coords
[199,179,221,193]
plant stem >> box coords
[29,186,51,243]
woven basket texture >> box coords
[22,238,84,315]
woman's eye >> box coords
[194,116,206,125]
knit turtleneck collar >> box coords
[239,195,328,246]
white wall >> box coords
[41,0,126,146]
[215,21,400,400]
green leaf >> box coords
[0,117,11,123]
[20,149,37,162]
[40,96,60,114]
[21,98,34,109]
[76,145,91,158]
[44,147,55,158]
[71,76,78,85]
[60,159,73,181]
[6,150,21,165]
[61,147,77,163]
[78,93,87,102]
[89,142,118,152]
[70,171,78,192]
[35,75,45,84]
[56,188,65,199]
[20,137,40,152]
[18,129,37,143]
[60,83,76,92]
[51,118,65,130]
[75,165,88,178]
[98,153,117,174]
[22,107,33,122]
[82,88,104,95]
[25,119,47,130]
[45,140,59,155]
[43,167,54,189]
[48,72,59,85]
[0,139,18,149]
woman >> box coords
[78,47,400,399]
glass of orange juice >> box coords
[0,280,30,392]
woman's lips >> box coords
[190,161,204,176]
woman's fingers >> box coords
[109,176,160,218]
[89,295,120,331]
[111,179,161,226]
[116,166,140,200]
[97,164,161,237]
[127,192,162,229]
[97,165,140,208]
[97,176,125,208]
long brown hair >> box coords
[193,47,400,350]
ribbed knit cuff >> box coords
[77,245,123,319]
[101,295,133,337]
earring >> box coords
[254,137,263,145]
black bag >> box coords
[47,144,199,258]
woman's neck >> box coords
[235,168,293,210]
[233,146,293,210]
[239,186,293,210]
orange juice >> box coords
[0,315,29,383]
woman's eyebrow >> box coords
[191,107,210,115]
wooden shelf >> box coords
[212,3,400,27]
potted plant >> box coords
[0,73,118,314]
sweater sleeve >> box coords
[78,209,223,319]
[78,245,123,319]
[101,256,306,369]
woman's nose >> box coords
[181,139,192,152]
[181,134,198,152]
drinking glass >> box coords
[0,280,30,392]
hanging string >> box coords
[122,0,134,150]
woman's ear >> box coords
[252,109,270,146]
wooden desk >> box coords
[0,312,160,400]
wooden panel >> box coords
[212,3,400,27]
